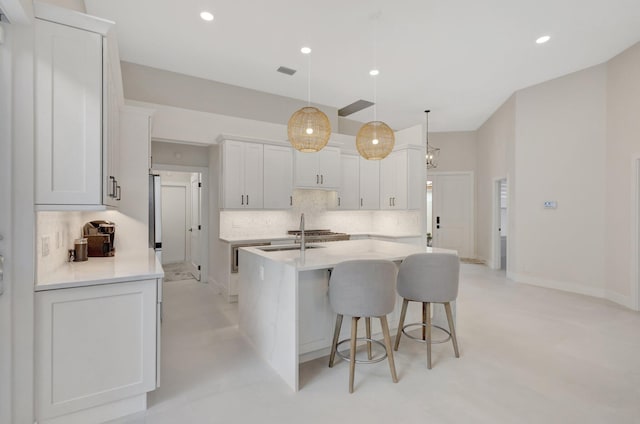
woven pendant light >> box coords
[356,120,395,160]
[288,47,331,152]
[288,106,331,152]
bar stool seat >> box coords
[394,252,461,369]
[328,259,398,393]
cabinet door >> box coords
[103,38,120,208]
[263,145,292,209]
[35,280,157,421]
[222,141,245,208]
[294,150,320,188]
[35,19,103,206]
[243,143,264,209]
[393,151,408,209]
[379,153,395,210]
[407,149,423,210]
[318,147,341,189]
[359,158,380,210]
[337,155,359,209]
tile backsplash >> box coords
[220,189,422,239]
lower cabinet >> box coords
[35,279,160,424]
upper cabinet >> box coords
[35,19,103,207]
[263,145,293,209]
[380,148,422,210]
[294,146,340,189]
[221,140,264,209]
[34,4,125,210]
[336,154,359,209]
[359,157,380,210]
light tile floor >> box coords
[109,265,640,424]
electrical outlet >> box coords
[42,236,50,257]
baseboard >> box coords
[508,272,635,310]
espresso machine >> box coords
[83,220,116,257]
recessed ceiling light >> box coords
[200,11,214,21]
[369,69,379,76]
[536,35,551,44]
[300,47,311,54]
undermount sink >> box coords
[257,245,325,252]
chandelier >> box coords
[425,110,439,169]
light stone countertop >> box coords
[35,248,164,291]
[240,239,456,272]
[220,232,422,244]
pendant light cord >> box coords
[307,53,311,107]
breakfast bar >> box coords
[237,239,457,391]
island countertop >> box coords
[35,248,164,291]
[241,239,456,271]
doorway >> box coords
[493,178,508,270]
[157,170,204,281]
[429,172,474,258]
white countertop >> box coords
[220,232,422,244]
[240,239,456,271]
[35,248,164,291]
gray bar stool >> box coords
[328,259,398,393]
[394,253,460,369]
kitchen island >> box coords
[238,239,457,391]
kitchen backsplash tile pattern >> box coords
[220,189,421,239]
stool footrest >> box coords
[336,337,387,364]
[402,322,451,344]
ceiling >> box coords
[85,0,640,132]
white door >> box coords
[431,173,474,258]
[0,16,13,424]
[161,185,187,264]
[189,174,201,281]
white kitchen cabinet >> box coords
[294,146,341,189]
[263,144,293,209]
[35,18,103,206]
[35,279,159,423]
[221,140,264,209]
[359,157,380,210]
[380,148,423,210]
[336,154,359,209]
[102,37,121,207]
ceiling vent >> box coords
[277,66,297,76]
[338,100,374,117]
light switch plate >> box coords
[543,201,558,209]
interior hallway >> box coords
[108,265,640,424]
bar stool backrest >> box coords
[329,259,397,317]
[397,253,459,303]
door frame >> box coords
[428,171,475,258]
[189,173,201,280]
[153,164,209,284]
[633,158,640,311]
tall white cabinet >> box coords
[221,140,264,209]
[336,154,360,209]
[263,145,293,209]
[379,148,422,210]
[294,147,341,189]
[359,157,380,210]
[35,19,103,206]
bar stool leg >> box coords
[426,302,432,369]
[365,317,372,360]
[329,314,343,368]
[379,315,398,383]
[422,302,427,341]
[394,298,409,351]
[349,317,358,393]
[445,302,460,358]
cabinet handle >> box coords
[241,195,244,205]
[316,174,319,184]
[116,185,121,201]
[246,195,249,205]
[361,198,363,207]
[392,197,395,207]
[389,197,392,207]
[0,255,4,296]
[290,196,293,206]
[109,176,116,198]
[321,175,324,184]
[338,197,341,207]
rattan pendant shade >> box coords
[356,121,395,160]
[288,106,331,152]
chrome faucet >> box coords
[299,213,306,253]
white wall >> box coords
[152,141,210,168]
[513,64,607,295]
[428,131,477,173]
[475,95,516,265]
[37,0,85,12]
[605,42,640,305]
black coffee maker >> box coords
[83,220,116,257]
